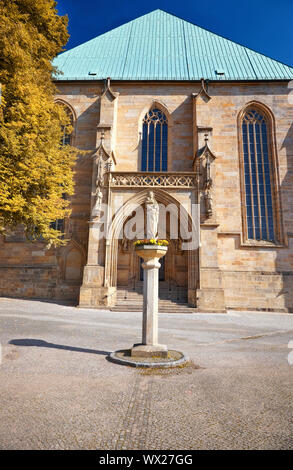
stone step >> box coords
[117,284,185,290]
[116,300,188,306]
[114,285,191,312]
[110,304,195,313]
[114,296,189,302]
[118,289,188,292]
[116,289,188,296]
[116,297,188,301]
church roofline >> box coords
[53,78,292,84]
[53,9,293,82]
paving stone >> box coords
[0,298,292,449]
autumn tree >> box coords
[0,0,78,245]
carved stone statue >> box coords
[96,154,104,188]
[92,187,103,218]
[146,191,159,239]
[204,188,213,218]
[204,156,213,218]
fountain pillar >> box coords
[131,245,168,358]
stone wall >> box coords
[0,80,292,311]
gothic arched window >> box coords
[141,108,168,171]
[241,107,276,242]
[55,101,75,146]
[61,106,74,146]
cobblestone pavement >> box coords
[0,298,293,450]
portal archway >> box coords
[106,189,198,306]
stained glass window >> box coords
[141,108,168,171]
[241,109,275,241]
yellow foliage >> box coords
[0,0,78,245]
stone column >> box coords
[197,224,226,312]
[142,257,160,345]
[192,85,226,313]
[131,245,168,358]
[79,78,118,308]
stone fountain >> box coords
[109,192,188,367]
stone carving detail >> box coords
[193,78,211,102]
[91,133,115,220]
[101,77,118,101]
[195,134,216,219]
[94,131,116,170]
[98,77,119,131]
[92,186,103,219]
[95,154,104,188]
[105,159,113,172]
[146,191,159,239]
[204,188,213,218]
[110,172,196,188]
[204,147,213,217]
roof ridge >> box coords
[53,9,293,81]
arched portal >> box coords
[117,234,188,291]
[106,189,198,306]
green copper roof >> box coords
[53,9,293,81]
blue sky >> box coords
[57,0,293,67]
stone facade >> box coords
[1,79,292,312]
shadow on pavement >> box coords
[9,339,110,356]
[1,296,77,307]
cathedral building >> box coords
[1,9,293,312]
